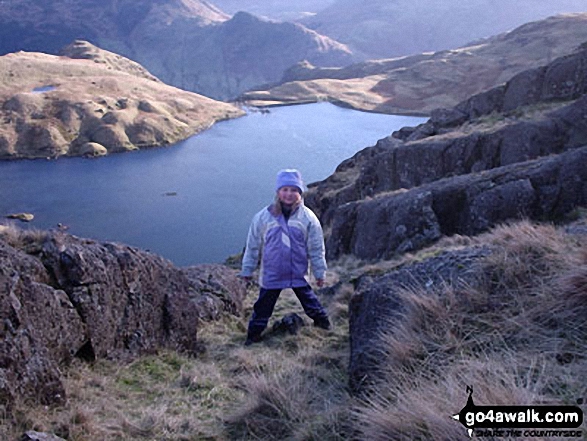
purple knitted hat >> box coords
[276,169,304,193]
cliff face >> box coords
[0,228,245,408]
[0,41,244,159]
[242,14,587,114]
[0,0,354,100]
[305,46,587,261]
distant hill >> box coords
[0,0,228,55]
[138,11,353,100]
[210,0,334,21]
[0,41,243,159]
[301,0,587,60]
[242,14,587,115]
[0,0,354,100]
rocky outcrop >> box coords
[60,40,160,83]
[305,47,587,261]
[182,264,245,320]
[0,43,244,159]
[210,0,334,21]
[0,229,245,408]
[326,145,587,260]
[243,14,587,114]
[407,44,587,136]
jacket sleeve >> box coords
[240,211,263,277]
[306,209,327,280]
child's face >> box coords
[277,186,301,205]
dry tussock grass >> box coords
[2,218,586,440]
[223,289,352,440]
[0,278,352,440]
[0,223,48,252]
[353,219,587,440]
[226,356,350,440]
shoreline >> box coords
[235,97,431,117]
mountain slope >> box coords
[130,11,353,100]
[0,0,354,100]
[0,0,228,55]
[243,14,587,115]
[0,41,243,159]
[301,0,587,60]
[210,0,334,21]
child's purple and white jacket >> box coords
[240,202,327,289]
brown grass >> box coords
[0,277,352,440]
[0,222,48,253]
[2,219,586,440]
[352,220,587,440]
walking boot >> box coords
[313,317,331,330]
[244,333,263,346]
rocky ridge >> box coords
[0,227,246,408]
[242,14,587,115]
[0,41,244,159]
[305,45,587,261]
[210,0,334,21]
[0,0,229,55]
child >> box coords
[240,169,331,346]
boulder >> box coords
[78,142,107,157]
[5,213,34,222]
[20,431,66,441]
[181,264,246,321]
[0,230,246,409]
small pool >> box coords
[32,85,56,93]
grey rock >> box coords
[181,264,246,321]
[0,230,246,409]
[306,48,587,260]
[326,146,587,260]
[21,431,66,441]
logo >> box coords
[452,386,584,438]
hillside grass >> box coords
[0,267,353,441]
[352,220,587,441]
[1,217,586,440]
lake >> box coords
[0,103,426,266]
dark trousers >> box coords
[247,284,328,337]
